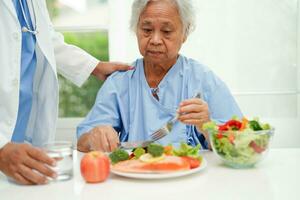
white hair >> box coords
[130,0,196,36]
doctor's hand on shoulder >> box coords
[92,62,134,81]
[0,143,57,185]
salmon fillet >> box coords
[111,156,190,173]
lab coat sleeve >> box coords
[51,29,99,87]
[0,135,9,149]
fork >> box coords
[145,92,202,144]
[119,128,169,149]
[152,92,202,137]
[119,92,202,149]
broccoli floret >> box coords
[133,147,146,159]
[109,149,129,164]
[147,143,164,157]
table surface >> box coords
[1,148,299,200]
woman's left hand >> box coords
[177,97,210,132]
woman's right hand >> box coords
[77,125,119,152]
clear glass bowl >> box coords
[209,128,274,168]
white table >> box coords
[1,148,299,200]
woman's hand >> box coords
[77,125,119,152]
[177,97,210,133]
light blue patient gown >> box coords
[77,55,242,149]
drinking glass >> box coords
[43,141,74,181]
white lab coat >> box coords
[0,0,99,148]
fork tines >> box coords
[150,127,168,141]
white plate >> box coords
[110,158,207,179]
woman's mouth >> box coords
[147,51,163,56]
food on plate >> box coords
[163,145,173,155]
[172,143,201,158]
[109,143,203,173]
[133,147,146,159]
[80,151,110,183]
[109,149,129,164]
[181,156,201,169]
[147,143,164,157]
[203,117,274,168]
[112,155,190,173]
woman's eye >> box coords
[143,29,152,33]
[163,30,171,34]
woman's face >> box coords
[136,0,186,66]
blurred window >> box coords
[46,0,108,117]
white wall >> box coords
[298,0,300,116]
[56,118,82,145]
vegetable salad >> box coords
[203,117,274,167]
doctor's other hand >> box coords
[0,143,57,185]
[92,62,134,81]
[77,125,120,153]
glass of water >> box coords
[43,141,74,181]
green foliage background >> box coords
[58,32,107,117]
[46,0,108,117]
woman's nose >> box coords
[150,32,163,45]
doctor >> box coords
[0,0,131,185]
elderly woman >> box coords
[77,0,242,152]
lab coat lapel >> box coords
[33,0,58,75]
[3,0,19,23]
